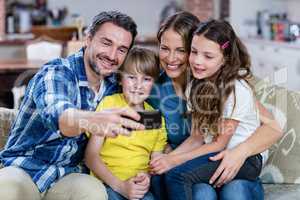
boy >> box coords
[85,47,167,200]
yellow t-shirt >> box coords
[95,93,167,180]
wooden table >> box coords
[0,59,45,107]
[0,59,44,73]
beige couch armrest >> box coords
[0,108,17,149]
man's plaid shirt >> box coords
[0,48,118,192]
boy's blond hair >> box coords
[120,46,160,80]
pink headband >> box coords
[221,41,230,49]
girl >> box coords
[150,20,268,200]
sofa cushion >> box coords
[254,80,300,184]
[264,184,300,200]
[0,107,17,150]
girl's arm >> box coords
[151,151,164,159]
[150,119,239,174]
[168,132,204,155]
[209,101,283,187]
[174,119,239,164]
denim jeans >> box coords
[164,153,262,200]
[192,183,217,200]
[219,178,264,200]
[151,176,263,200]
[105,186,154,200]
[192,179,264,200]
[151,175,217,200]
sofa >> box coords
[0,80,300,199]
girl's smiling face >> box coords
[189,34,224,80]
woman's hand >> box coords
[163,144,173,154]
[150,154,180,174]
[209,146,248,187]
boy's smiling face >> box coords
[121,72,154,109]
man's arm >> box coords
[32,66,144,138]
[59,108,144,137]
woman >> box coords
[148,11,282,200]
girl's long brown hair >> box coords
[189,20,253,136]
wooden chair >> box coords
[11,36,63,109]
[26,36,63,61]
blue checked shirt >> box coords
[0,48,119,192]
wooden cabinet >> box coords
[244,39,300,91]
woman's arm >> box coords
[173,119,238,165]
[209,101,283,187]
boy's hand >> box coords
[119,176,149,200]
[134,172,150,188]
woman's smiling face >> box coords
[159,29,189,79]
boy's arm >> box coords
[85,134,149,199]
[151,117,168,155]
[85,135,123,192]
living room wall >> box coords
[47,0,174,37]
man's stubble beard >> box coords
[89,58,101,76]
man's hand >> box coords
[119,175,149,200]
[82,108,145,137]
[150,154,179,175]
[209,147,248,187]
[60,108,145,137]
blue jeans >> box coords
[151,175,217,200]
[193,179,264,200]
[106,186,154,200]
[152,176,263,200]
[165,153,262,200]
[193,183,217,200]
[219,179,264,200]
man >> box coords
[0,11,144,200]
